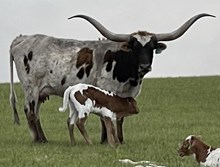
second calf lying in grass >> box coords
[178,135,220,167]
[59,83,139,147]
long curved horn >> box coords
[155,13,215,41]
[68,15,130,42]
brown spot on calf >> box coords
[74,91,88,105]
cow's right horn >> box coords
[68,15,130,42]
[155,13,215,42]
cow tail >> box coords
[9,53,20,125]
[59,86,73,112]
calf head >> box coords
[117,97,139,119]
[178,135,202,157]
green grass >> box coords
[0,76,220,167]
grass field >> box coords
[0,76,220,167]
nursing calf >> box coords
[178,135,220,167]
[59,83,139,147]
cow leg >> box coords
[76,116,92,145]
[24,104,39,142]
[24,89,47,143]
[35,119,47,143]
[35,102,47,143]
[100,118,107,144]
[117,117,124,144]
[103,117,116,148]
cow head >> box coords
[128,31,167,79]
[69,14,215,84]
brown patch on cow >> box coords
[76,48,93,77]
[104,50,114,72]
[74,91,88,105]
[104,50,114,63]
[61,76,66,85]
[28,51,33,61]
[77,68,84,79]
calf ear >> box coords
[155,43,167,54]
[127,97,132,102]
[196,135,202,139]
[189,136,197,147]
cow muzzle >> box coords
[139,64,152,77]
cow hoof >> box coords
[33,138,48,143]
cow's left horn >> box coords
[155,13,215,42]
[68,15,130,42]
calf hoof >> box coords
[70,141,76,146]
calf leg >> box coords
[76,117,92,145]
[67,118,75,146]
[100,118,107,144]
[112,122,120,144]
[103,117,116,148]
[117,117,124,144]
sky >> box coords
[0,0,219,83]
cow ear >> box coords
[155,43,167,54]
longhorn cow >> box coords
[10,13,214,143]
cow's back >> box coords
[10,34,142,98]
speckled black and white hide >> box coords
[9,13,214,143]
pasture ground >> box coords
[0,76,220,167]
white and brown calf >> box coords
[178,135,220,167]
[59,83,139,147]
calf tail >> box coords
[59,86,73,112]
[9,53,20,125]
